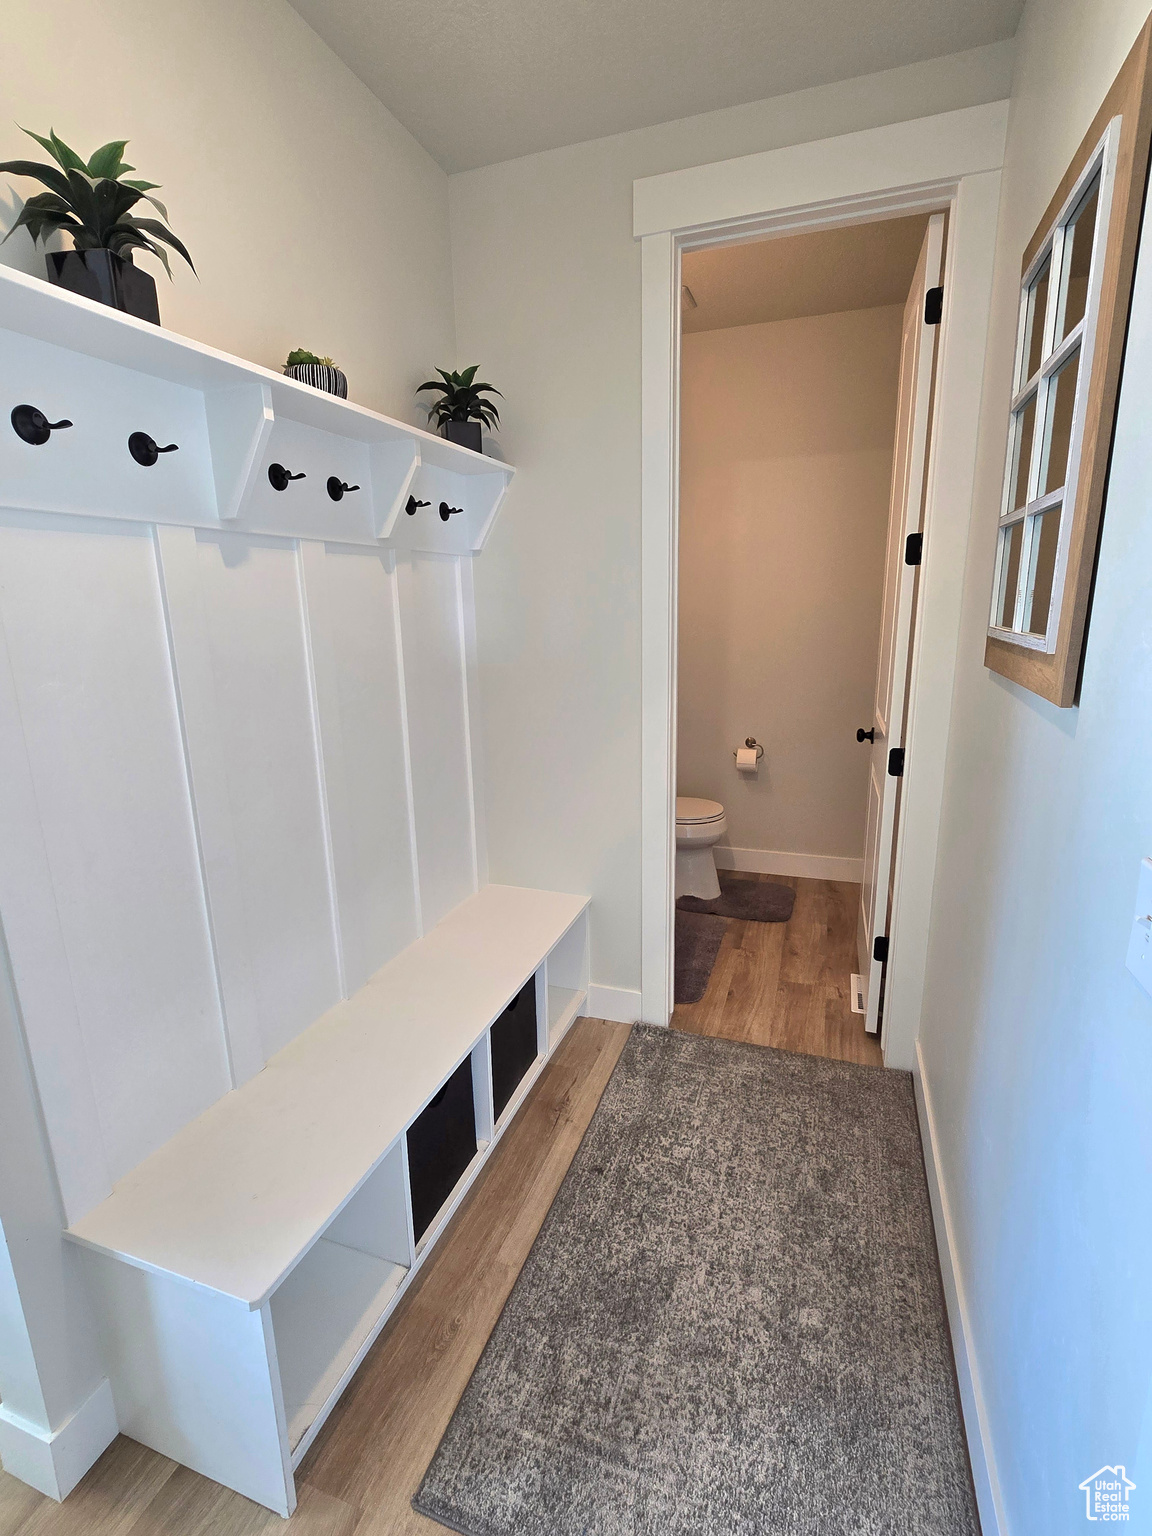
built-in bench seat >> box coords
[65,884,590,1516]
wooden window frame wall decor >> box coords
[985,18,1152,706]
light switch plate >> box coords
[1125,858,1152,998]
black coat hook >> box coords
[406,496,431,516]
[11,404,73,445]
[327,477,360,501]
[439,501,463,522]
[129,431,179,466]
[268,462,306,491]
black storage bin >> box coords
[490,977,539,1123]
[406,1056,477,1243]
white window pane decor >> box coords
[990,156,1106,652]
[984,20,1152,706]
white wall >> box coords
[450,41,1014,998]
[678,307,902,866]
[1,0,454,423]
[0,0,457,1496]
[917,2,1152,1532]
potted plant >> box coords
[417,366,501,453]
[0,128,193,324]
[284,349,347,398]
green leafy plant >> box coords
[285,348,336,368]
[417,366,502,431]
[0,127,194,277]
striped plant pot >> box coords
[284,362,348,397]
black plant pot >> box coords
[46,249,160,325]
[443,420,483,453]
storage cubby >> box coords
[546,912,590,1048]
[490,976,540,1123]
[269,1141,411,1454]
[406,1055,479,1244]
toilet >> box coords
[675,796,727,900]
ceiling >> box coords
[681,214,932,333]
[287,0,1022,173]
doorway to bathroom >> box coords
[637,107,1003,1068]
[671,212,944,1063]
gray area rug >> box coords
[414,1027,977,1536]
[673,909,728,1004]
[678,870,796,923]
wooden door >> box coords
[857,213,945,1036]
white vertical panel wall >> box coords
[395,554,481,931]
[0,509,482,1226]
[298,543,419,991]
[0,515,228,1215]
[193,530,343,1061]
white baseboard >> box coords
[914,1043,1007,1536]
[0,1377,117,1501]
[584,984,642,1025]
[713,846,864,882]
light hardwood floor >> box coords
[672,874,883,1068]
[0,882,876,1535]
[0,1018,632,1536]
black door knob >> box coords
[128,431,179,466]
[268,462,306,491]
[856,727,875,743]
[327,477,360,501]
[11,404,73,445]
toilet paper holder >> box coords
[733,737,764,764]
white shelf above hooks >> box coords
[0,264,514,553]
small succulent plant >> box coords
[285,348,337,368]
[0,127,194,277]
[417,366,502,431]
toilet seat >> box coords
[676,796,725,825]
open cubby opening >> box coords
[545,912,590,1047]
[270,1141,411,1451]
[490,976,540,1123]
[406,1055,478,1245]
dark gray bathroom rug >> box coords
[677,869,796,923]
[413,1026,978,1536]
[672,908,728,1003]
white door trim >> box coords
[640,230,680,1027]
[637,103,1007,1065]
[633,102,1008,241]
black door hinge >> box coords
[924,286,944,325]
[905,531,923,566]
[888,747,905,777]
[873,935,889,963]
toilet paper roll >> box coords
[736,746,759,772]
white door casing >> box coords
[637,103,1007,1064]
[857,214,945,1034]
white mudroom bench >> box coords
[66,884,590,1516]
